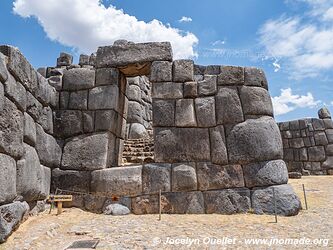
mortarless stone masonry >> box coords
[0,41,303,242]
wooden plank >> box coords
[47,195,73,202]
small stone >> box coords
[57,52,73,67]
[128,123,148,139]
[183,82,197,98]
[289,172,302,179]
[318,107,331,119]
[103,204,130,216]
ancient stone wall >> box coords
[278,108,333,176]
[0,45,60,242]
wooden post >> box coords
[159,189,162,221]
[57,201,63,215]
[302,184,308,210]
[273,188,278,223]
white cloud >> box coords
[272,59,281,72]
[211,40,226,46]
[13,0,198,59]
[259,0,333,79]
[272,88,321,115]
[179,16,192,23]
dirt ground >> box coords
[1,176,332,250]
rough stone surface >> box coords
[63,68,95,90]
[252,184,301,216]
[142,164,171,194]
[51,168,91,193]
[318,107,331,119]
[152,82,183,99]
[172,163,197,192]
[61,133,110,170]
[88,85,119,110]
[84,195,106,214]
[198,75,217,96]
[4,73,26,111]
[152,99,175,127]
[218,66,244,85]
[68,90,88,110]
[183,81,197,98]
[204,189,250,214]
[173,60,194,82]
[216,87,244,124]
[57,52,73,67]
[244,67,268,89]
[103,204,130,216]
[227,117,283,164]
[242,160,288,188]
[95,68,119,86]
[197,163,244,190]
[23,112,36,146]
[175,99,197,127]
[0,53,8,83]
[127,101,143,124]
[128,123,148,139]
[54,110,83,138]
[91,166,142,196]
[0,154,16,205]
[307,146,326,161]
[240,86,273,116]
[195,97,216,127]
[209,125,228,165]
[155,127,210,162]
[0,201,29,243]
[150,61,172,82]
[163,192,205,214]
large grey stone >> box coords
[0,201,29,243]
[326,144,333,156]
[131,195,160,214]
[26,91,43,121]
[103,203,130,216]
[243,160,288,188]
[0,154,16,205]
[61,133,110,170]
[57,52,73,67]
[63,68,95,90]
[322,156,333,169]
[195,97,216,127]
[252,184,301,216]
[240,86,273,116]
[35,124,61,168]
[209,125,228,165]
[23,112,36,146]
[175,99,197,127]
[152,82,183,99]
[127,101,144,124]
[40,166,51,199]
[91,166,142,196]
[183,81,197,98]
[83,111,94,133]
[197,163,244,190]
[88,85,119,110]
[198,75,217,96]
[96,42,173,68]
[308,146,326,161]
[0,97,24,159]
[95,110,118,134]
[227,117,283,164]
[4,73,26,111]
[84,194,106,214]
[218,66,244,85]
[289,138,305,148]
[142,164,171,194]
[0,82,4,111]
[326,129,333,143]
[312,119,325,130]
[318,107,331,119]
[244,67,268,89]
[150,61,172,82]
[173,60,194,82]
[163,192,204,214]
[127,84,142,102]
[54,110,83,138]
[38,106,53,134]
[35,72,57,107]
[204,189,250,214]
[0,53,8,83]
[95,68,119,86]
[172,163,197,192]
[48,76,62,91]
[51,168,91,193]
[68,90,88,110]
[128,123,148,139]
[152,99,175,127]
[216,87,244,124]
[314,131,328,145]
[16,144,43,202]
[155,127,210,162]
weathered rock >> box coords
[40,166,51,199]
[83,111,94,133]
[322,156,333,169]
[88,85,119,110]
[244,67,268,89]
[195,97,216,127]
[198,75,217,96]
[326,129,333,143]
[26,91,43,121]
[204,189,250,214]
[51,168,90,193]
[252,184,301,216]
[289,138,305,148]
[0,97,24,159]
[127,84,142,103]
[289,172,302,179]
[84,194,106,214]
[216,87,244,124]
[16,143,43,201]
[163,192,204,214]
[240,86,273,116]
[23,112,36,146]
[142,164,171,194]
[131,195,160,214]
[0,201,29,243]
[173,60,194,82]
[227,117,283,164]
[91,166,142,196]
[35,73,57,107]
[197,163,244,190]
[0,83,4,111]
[96,42,173,68]
[218,66,244,85]
[35,124,62,168]
[95,68,119,86]
[209,125,228,165]
[307,146,326,161]
[127,101,144,124]
[68,90,88,110]
[38,106,53,134]
[0,53,8,83]
[128,123,148,139]
[150,61,172,82]
[57,52,73,67]
[183,81,197,98]
[172,163,197,192]
[152,82,183,99]
[54,110,83,138]
[314,131,328,145]
[242,160,288,188]
[4,73,26,111]
[318,107,331,119]
[327,144,333,155]
[312,119,325,131]
[94,110,118,134]
[154,128,210,162]
[103,203,130,216]
[62,133,111,170]
[79,54,89,66]
[152,99,175,127]
[175,99,197,127]
[63,68,95,90]
[0,154,16,205]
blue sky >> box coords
[0,0,332,122]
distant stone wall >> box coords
[0,45,60,242]
[278,108,333,175]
